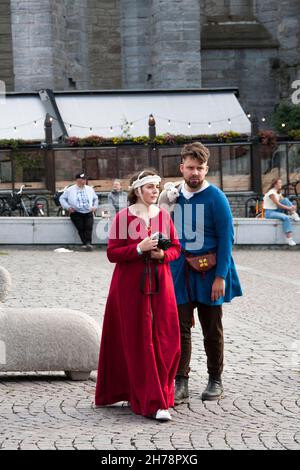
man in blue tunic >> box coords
[161,142,242,403]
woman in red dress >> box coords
[95,170,181,421]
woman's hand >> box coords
[138,237,158,253]
[150,248,165,261]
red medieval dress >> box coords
[95,207,181,417]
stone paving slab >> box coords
[0,248,299,450]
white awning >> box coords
[0,89,251,140]
[0,95,45,140]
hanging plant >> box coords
[258,130,277,146]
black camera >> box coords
[150,232,172,250]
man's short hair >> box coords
[181,142,210,164]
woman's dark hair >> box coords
[267,177,282,193]
[128,169,159,205]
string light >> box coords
[1,111,266,134]
[281,123,286,128]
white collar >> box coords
[181,180,210,200]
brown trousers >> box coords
[177,302,224,378]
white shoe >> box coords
[290,212,300,221]
[286,238,297,246]
[155,409,172,421]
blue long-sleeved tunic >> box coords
[170,184,243,306]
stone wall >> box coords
[10,0,61,91]
[201,0,300,125]
[120,0,151,89]
[121,0,202,89]
[0,0,14,91]
[149,0,202,89]
[87,0,122,89]
[10,0,122,92]
[3,0,300,111]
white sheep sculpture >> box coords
[0,266,100,380]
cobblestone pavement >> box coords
[0,248,299,450]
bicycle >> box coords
[0,185,48,217]
[53,185,72,216]
[282,179,300,214]
[245,194,264,218]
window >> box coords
[222,145,251,191]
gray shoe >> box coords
[86,244,93,251]
[201,375,224,401]
[174,376,189,405]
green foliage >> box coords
[272,102,300,133]
[132,136,150,144]
[14,152,43,169]
[217,131,241,142]
[288,129,300,140]
[0,139,27,149]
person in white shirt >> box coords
[263,178,300,246]
[60,173,98,251]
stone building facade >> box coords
[0,0,300,121]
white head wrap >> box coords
[128,171,161,190]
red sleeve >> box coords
[161,213,181,264]
[106,211,140,263]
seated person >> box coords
[107,180,128,214]
[263,178,300,246]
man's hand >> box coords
[211,276,225,302]
[91,207,97,214]
[68,208,75,214]
[150,248,165,261]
